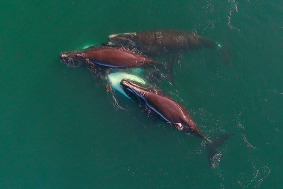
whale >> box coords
[104,29,222,56]
[60,46,156,68]
[120,79,233,166]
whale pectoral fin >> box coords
[146,58,174,85]
[206,134,235,168]
[167,59,174,84]
[162,54,178,84]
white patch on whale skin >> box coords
[216,42,222,49]
[107,42,114,45]
[107,72,146,98]
[109,34,118,38]
[109,32,137,38]
[126,32,137,36]
[61,53,68,58]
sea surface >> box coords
[0,0,282,188]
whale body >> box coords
[105,29,221,56]
[60,46,155,68]
[120,79,233,166]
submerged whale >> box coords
[60,46,156,68]
[104,29,222,56]
[120,79,233,166]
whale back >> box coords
[121,80,205,138]
[84,46,153,68]
[61,46,154,68]
[106,29,219,56]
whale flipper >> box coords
[164,55,176,84]
[206,134,234,167]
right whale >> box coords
[60,46,155,68]
[120,79,233,167]
[104,29,222,56]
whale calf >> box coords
[120,79,233,166]
[60,46,156,68]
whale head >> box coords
[120,79,148,102]
[60,51,87,67]
[108,72,146,99]
[104,32,137,49]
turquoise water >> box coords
[0,0,282,188]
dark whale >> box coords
[104,29,222,56]
[120,79,233,167]
[60,46,156,68]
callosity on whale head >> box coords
[120,79,151,103]
[106,32,137,48]
[108,72,146,99]
[60,51,87,67]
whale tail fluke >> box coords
[218,46,232,66]
[215,36,233,66]
[206,134,234,167]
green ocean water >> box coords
[0,0,282,188]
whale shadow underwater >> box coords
[120,79,234,167]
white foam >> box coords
[108,32,136,39]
